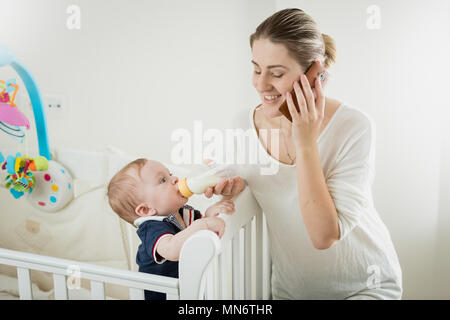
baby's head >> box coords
[107,158,188,225]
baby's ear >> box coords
[135,204,157,217]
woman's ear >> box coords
[135,204,157,217]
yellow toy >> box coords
[1,152,49,199]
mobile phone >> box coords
[278,61,327,122]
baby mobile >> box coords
[0,43,74,212]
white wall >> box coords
[0,0,273,160]
[1,0,449,299]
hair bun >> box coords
[322,33,337,69]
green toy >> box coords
[0,152,49,199]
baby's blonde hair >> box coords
[107,158,148,225]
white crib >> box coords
[0,148,272,300]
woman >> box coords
[206,8,402,300]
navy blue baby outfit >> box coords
[135,204,202,300]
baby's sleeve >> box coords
[326,116,376,241]
[179,205,203,227]
[143,222,175,264]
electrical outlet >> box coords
[44,95,63,110]
[43,94,66,119]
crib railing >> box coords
[179,187,271,299]
[0,187,271,300]
[0,247,180,299]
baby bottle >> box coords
[178,161,237,198]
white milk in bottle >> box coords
[178,161,237,198]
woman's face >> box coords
[251,38,304,119]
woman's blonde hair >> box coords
[107,158,148,225]
[250,8,337,71]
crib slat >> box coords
[232,228,245,299]
[17,268,32,300]
[166,293,179,300]
[213,255,219,299]
[262,213,271,299]
[90,281,105,300]
[129,288,145,300]
[53,274,68,300]
[239,228,245,298]
[232,231,240,299]
[244,222,252,299]
[255,212,263,299]
[205,259,215,300]
[218,242,228,299]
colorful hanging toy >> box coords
[0,78,30,141]
[0,43,74,212]
[0,152,48,199]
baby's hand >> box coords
[204,199,235,217]
[203,216,226,238]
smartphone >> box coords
[278,61,327,122]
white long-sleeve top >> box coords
[231,103,402,299]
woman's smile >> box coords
[263,94,282,104]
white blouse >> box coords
[231,102,402,299]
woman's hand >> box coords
[285,69,325,152]
[202,158,246,199]
[204,199,235,217]
[203,177,245,199]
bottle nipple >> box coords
[178,177,193,198]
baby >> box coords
[107,158,236,300]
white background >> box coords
[0,0,449,299]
